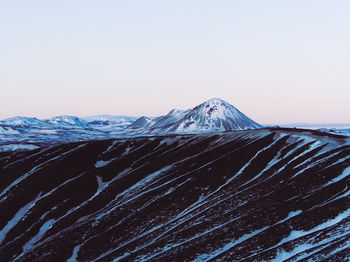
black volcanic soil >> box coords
[0,128,349,261]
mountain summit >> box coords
[129,98,262,134]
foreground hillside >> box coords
[0,129,349,261]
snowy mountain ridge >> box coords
[44,115,89,127]
[318,128,350,136]
[81,115,138,123]
[0,116,44,126]
[0,115,137,130]
[0,98,264,151]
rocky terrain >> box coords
[0,128,349,261]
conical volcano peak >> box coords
[192,98,239,119]
[204,97,227,104]
[198,98,230,109]
[128,98,262,134]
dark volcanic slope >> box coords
[0,129,349,261]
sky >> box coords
[1,0,349,124]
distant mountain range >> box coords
[0,98,262,151]
[0,98,348,152]
[0,115,138,130]
[279,123,350,129]
[318,128,350,135]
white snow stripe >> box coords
[67,245,80,262]
[0,144,86,203]
[269,208,350,261]
[0,193,41,244]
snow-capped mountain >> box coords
[0,116,45,127]
[0,116,89,129]
[129,98,262,134]
[45,115,89,127]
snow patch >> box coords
[20,219,55,254]
[67,245,81,262]
[95,159,114,168]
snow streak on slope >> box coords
[0,128,349,261]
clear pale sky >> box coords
[1,0,349,124]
